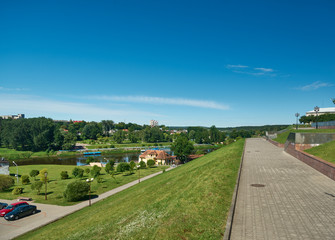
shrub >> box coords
[21,175,30,185]
[116,162,130,173]
[97,176,104,183]
[147,159,155,168]
[63,181,89,202]
[60,171,69,179]
[30,170,39,180]
[139,161,146,169]
[110,144,115,148]
[90,165,101,178]
[105,160,114,174]
[12,187,24,195]
[72,167,84,178]
[0,175,14,191]
[84,168,90,175]
[31,181,43,194]
[86,156,94,165]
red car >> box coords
[0,202,28,217]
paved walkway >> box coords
[0,168,172,240]
[231,138,335,240]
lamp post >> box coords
[12,161,19,184]
[86,178,94,206]
[44,172,48,200]
[295,113,300,130]
[314,106,320,129]
[137,165,141,183]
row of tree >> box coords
[299,114,335,124]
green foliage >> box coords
[85,156,94,164]
[21,175,30,185]
[72,167,84,178]
[105,160,114,174]
[60,171,69,179]
[147,159,155,168]
[90,165,101,178]
[171,135,194,163]
[96,176,104,183]
[0,175,14,191]
[116,162,130,173]
[63,181,89,202]
[84,168,90,175]
[139,160,146,169]
[82,122,102,140]
[300,113,335,124]
[39,168,49,182]
[30,169,40,179]
[31,181,43,194]
[129,161,136,171]
[12,187,24,195]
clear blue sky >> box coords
[1,0,334,127]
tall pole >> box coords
[137,165,141,183]
[44,172,48,200]
[314,106,320,129]
[86,178,93,206]
[295,113,300,130]
[12,161,18,184]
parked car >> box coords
[0,202,28,217]
[0,202,8,210]
[4,205,37,221]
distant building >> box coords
[0,158,9,175]
[150,120,158,127]
[0,114,25,120]
[306,107,335,116]
[139,150,175,165]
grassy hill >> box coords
[305,140,335,164]
[18,140,245,240]
[273,128,335,144]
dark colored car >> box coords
[0,202,8,210]
[4,205,37,221]
[0,201,28,217]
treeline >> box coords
[299,114,335,124]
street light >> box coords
[86,178,94,206]
[295,113,300,130]
[12,161,18,184]
[137,165,141,183]
[314,106,320,129]
[44,172,48,200]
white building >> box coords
[0,114,25,120]
[306,107,335,116]
[150,120,158,127]
[0,158,9,175]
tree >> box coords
[63,181,89,202]
[105,160,115,174]
[72,167,84,178]
[0,175,14,191]
[21,175,30,185]
[31,181,43,194]
[116,162,130,173]
[113,130,125,144]
[147,159,155,168]
[91,165,101,178]
[171,135,194,163]
[39,168,49,182]
[139,161,146,169]
[60,171,69,179]
[82,122,102,140]
[30,170,40,180]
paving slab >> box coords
[231,138,335,240]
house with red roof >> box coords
[139,150,175,165]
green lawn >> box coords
[85,141,172,149]
[273,128,335,144]
[305,140,335,164]
[0,147,79,160]
[0,165,168,206]
[17,139,244,240]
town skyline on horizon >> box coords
[1,1,334,127]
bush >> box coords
[105,161,114,174]
[97,176,104,183]
[21,175,30,185]
[60,171,69,179]
[12,187,24,195]
[91,165,101,178]
[63,181,89,202]
[72,167,84,178]
[0,175,15,191]
[139,161,146,169]
[84,168,90,175]
[116,162,130,173]
[147,159,155,168]
[31,181,43,194]
[30,170,39,179]
[86,156,94,165]
[110,144,115,148]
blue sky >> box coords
[0,0,334,127]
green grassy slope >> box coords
[18,139,245,240]
[305,140,335,164]
[273,128,335,144]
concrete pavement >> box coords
[231,138,335,240]
[0,168,172,240]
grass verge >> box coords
[304,140,335,164]
[17,139,245,240]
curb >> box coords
[223,139,247,240]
